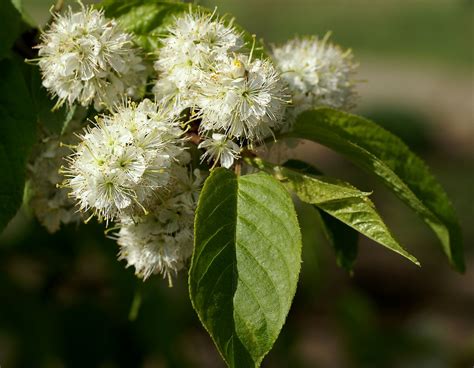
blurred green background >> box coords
[1,0,473,367]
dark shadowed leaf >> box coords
[319,211,359,272]
[0,59,36,232]
[24,66,77,135]
[0,0,22,59]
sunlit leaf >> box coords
[190,168,302,367]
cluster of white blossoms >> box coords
[61,99,184,223]
[115,165,203,283]
[154,10,288,168]
[28,136,81,233]
[272,35,358,118]
[153,9,244,111]
[32,4,358,281]
[196,55,287,141]
[37,5,146,110]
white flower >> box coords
[152,71,194,116]
[115,167,204,283]
[272,35,358,116]
[196,55,288,142]
[62,99,185,223]
[28,136,81,233]
[198,133,240,168]
[153,9,244,111]
[37,5,147,110]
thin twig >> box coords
[185,132,202,146]
[53,0,65,13]
[234,162,241,176]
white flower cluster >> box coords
[116,166,203,283]
[62,99,184,223]
[33,5,359,282]
[154,10,288,168]
[28,136,81,233]
[153,9,244,111]
[196,55,287,141]
[37,5,146,110]
[272,35,358,118]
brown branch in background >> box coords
[240,148,257,158]
[234,162,241,176]
[46,0,65,27]
[185,132,202,146]
[53,0,65,13]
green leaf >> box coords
[0,0,22,59]
[287,108,464,272]
[246,158,419,267]
[100,0,188,52]
[283,159,358,272]
[189,168,302,367]
[318,211,359,272]
[283,159,323,176]
[10,0,36,27]
[24,66,78,135]
[0,58,36,232]
[100,0,266,57]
